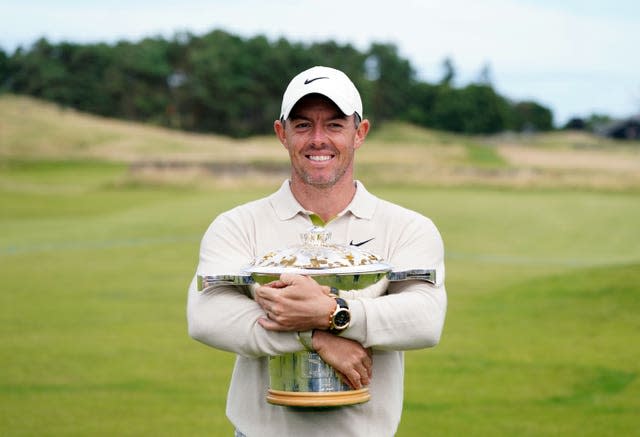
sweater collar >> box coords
[270,180,377,222]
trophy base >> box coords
[266,388,370,407]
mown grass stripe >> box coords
[1,237,636,268]
[0,235,200,255]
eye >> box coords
[293,121,311,129]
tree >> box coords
[440,57,456,86]
[365,43,415,124]
[404,81,439,126]
[3,30,558,137]
[476,62,493,86]
[429,84,511,134]
[510,101,553,132]
[8,38,69,102]
[0,48,8,89]
[106,38,172,122]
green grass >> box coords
[1,159,638,436]
[1,95,639,435]
[402,263,639,436]
[464,142,506,167]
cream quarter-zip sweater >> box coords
[187,180,447,437]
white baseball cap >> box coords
[280,66,363,120]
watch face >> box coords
[333,309,351,329]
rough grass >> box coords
[2,94,639,191]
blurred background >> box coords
[1,0,639,138]
[1,1,639,436]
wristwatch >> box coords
[329,296,351,334]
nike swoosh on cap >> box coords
[304,77,329,85]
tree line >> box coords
[0,29,553,137]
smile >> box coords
[307,155,334,162]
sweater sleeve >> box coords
[186,212,301,357]
[340,214,447,350]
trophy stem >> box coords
[267,351,371,407]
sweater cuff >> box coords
[296,330,315,351]
[343,298,366,344]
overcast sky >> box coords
[2,0,639,125]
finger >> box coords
[335,370,356,390]
[279,273,312,287]
[257,317,286,331]
[264,279,287,289]
[254,295,264,308]
[348,369,363,390]
[363,355,373,378]
[254,286,280,305]
[254,287,267,301]
[254,295,274,312]
[278,272,299,285]
[357,362,371,386]
[255,284,279,297]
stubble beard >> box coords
[294,149,355,190]
[295,165,347,189]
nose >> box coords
[309,124,328,146]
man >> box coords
[187,66,447,436]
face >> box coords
[274,95,369,189]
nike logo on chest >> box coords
[350,237,375,247]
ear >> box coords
[353,119,370,150]
[274,119,288,148]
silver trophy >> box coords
[198,226,436,407]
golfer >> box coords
[187,66,447,436]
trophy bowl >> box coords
[197,226,436,407]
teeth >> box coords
[309,155,332,162]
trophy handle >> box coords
[387,269,436,285]
[197,269,437,292]
[197,274,255,291]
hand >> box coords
[255,273,335,332]
[313,330,373,390]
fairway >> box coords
[1,96,639,436]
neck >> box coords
[290,178,357,223]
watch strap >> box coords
[334,296,348,310]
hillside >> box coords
[2,94,639,190]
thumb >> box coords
[278,272,305,286]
